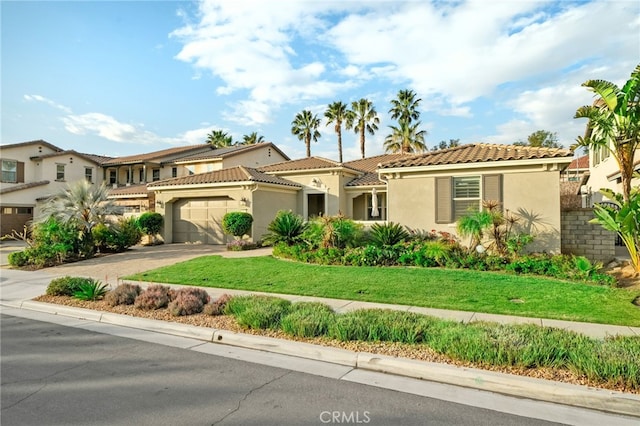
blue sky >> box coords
[2,0,638,161]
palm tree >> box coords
[383,121,427,154]
[206,130,234,148]
[573,64,640,202]
[37,180,121,256]
[291,110,321,157]
[241,132,265,145]
[389,89,421,125]
[325,101,351,163]
[347,98,380,159]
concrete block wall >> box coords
[561,209,615,263]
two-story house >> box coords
[0,140,109,236]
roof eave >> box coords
[380,156,574,174]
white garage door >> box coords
[172,197,232,244]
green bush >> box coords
[262,210,307,245]
[73,279,109,301]
[46,276,88,296]
[92,218,141,253]
[329,309,437,343]
[368,222,409,247]
[225,295,291,329]
[8,251,28,267]
[137,212,163,236]
[222,212,253,238]
[280,303,336,337]
[303,215,363,249]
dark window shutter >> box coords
[482,174,502,207]
[435,177,452,223]
[17,161,25,183]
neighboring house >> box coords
[105,142,289,215]
[561,155,589,182]
[0,140,109,236]
[148,144,572,253]
[585,145,640,204]
[379,144,573,252]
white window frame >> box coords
[85,167,93,183]
[152,169,160,181]
[452,176,481,220]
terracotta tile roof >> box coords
[344,153,413,173]
[108,183,150,197]
[173,143,289,163]
[259,156,360,173]
[147,166,301,188]
[346,172,386,187]
[0,139,62,152]
[380,144,573,169]
[0,180,50,195]
[102,144,211,166]
[80,153,114,164]
[567,155,589,170]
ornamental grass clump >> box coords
[134,284,171,310]
[225,295,291,329]
[105,283,141,306]
[280,302,336,338]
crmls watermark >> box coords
[319,411,371,424]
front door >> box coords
[307,193,325,219]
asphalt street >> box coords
[1,314,564,426]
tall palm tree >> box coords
[573,64,640,202]
[206,130,234,148]
[347,98,379,159]
[291,110,321,157]
[241,132,265,145]
[325,101,351,163]
[383,120,428,154]
[37,180,121,256]
[389,89,421,125]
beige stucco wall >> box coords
[269,170,360,219]
[386,165,564,252]
[0,143,59,188]
[220,146,289,169]
[250,187,298,240]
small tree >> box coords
[138,212,163,245]
[222,212,253,239]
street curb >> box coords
[13,300,640,418]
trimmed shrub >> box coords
[105,283,142,306]
[222,212,253,239]
[168,292,205,316]
[227,240,258,251]
[225,295,291,329]
[280,302,336,337]
[134,284,171,310]
[46,276,87,296]
[204,293,232,316]
[138,212,163,236]
[8,251,28,267]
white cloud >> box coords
[62,113,157,144]
[24,94,72,114]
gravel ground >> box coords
[34,294,637,395]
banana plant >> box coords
[591,188,640,273]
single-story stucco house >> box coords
[148,144,573,252]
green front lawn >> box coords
[125,256,640,327]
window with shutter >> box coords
[435,177,452,223]
[482,174,503,208]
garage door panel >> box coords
[172,197,233,245]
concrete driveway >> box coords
[2,243,272,284]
